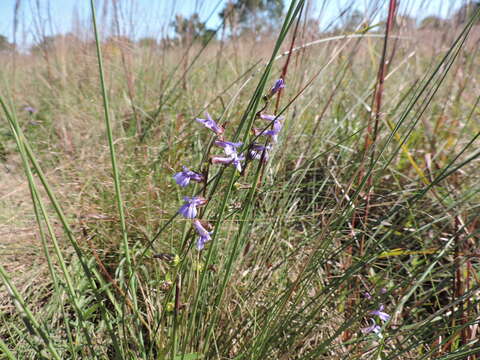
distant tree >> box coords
[0,35,15,52]
[219,0,284,34]
[138,37,157,48]
[302,18,321,38]
[171,13,215,46]
[172,13,204,44]
[453,1,480,25]
[160,36,175,49]
[200,29,217,45]
[334,9,369,33]
[395,15,416,29]
[419,16,446,29]
[103,35,134,58]
[30,35,57,54]
[105,35,134,48]
[30,34,81,54]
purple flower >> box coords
[269,79,285,96]
[248,143,271,163]
[173,166,204,187]
[260,114,284,131]
[178,196,207,219]
[361,319,382,337]
[195,112,224,135]
[193,220,213,250]
[370,304,390,323]
[253,124,282,142]
[23,106,37,114]
[214,140,243,156]
[363,291,372,300]
[253,114,284,143]
[211,152,245,173]
[259,114,284,122]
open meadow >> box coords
[0,0,479,359]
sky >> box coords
[0,0,465,46]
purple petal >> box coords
[211,156,234,165]
[361,319,382,337]
[195,112,224,135]
[270,79,285,95]
[197,237,207,250]
[377,312,391,322]
[174,172,190,187]
[370,305,391,323]
[231,153,244,172]
[211,153,243,173]
[190,173,204,183]
[253,119,283,142]
[184,169,204,183]
[173,166,204,187]
[23,106,37,114]
[214,140,243,156]
[178,197,206,218]
[191,196,207,206]
[193,220,211,237]
[179,203,197,218]
[263,129,278,136]
[260,114,276,121]
[232,159,242,172]
[272,120,283,133]
[195,117,207,125]
[260,114,284,122]
[249,144,270,161]
[193,220,213,250]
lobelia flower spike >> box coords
[173,166,204,187]
[211,151,245,173]
[195,112,224,136]
[214,140,243,156]
[178,196,207,219]
[193,220,213,250]
[370,304,391,323]
[269,78,285,96]
[361,319,382,338]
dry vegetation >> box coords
[0,1,479,359]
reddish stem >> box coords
[274,10,302,114]
[361,0,397,254]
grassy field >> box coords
[0,0,479,359]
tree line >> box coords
[0,0,479,54]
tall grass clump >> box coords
[1,0,479,359]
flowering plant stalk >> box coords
[172,79,286,253]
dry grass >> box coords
[0,7,479,358]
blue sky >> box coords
[0,0,462,46]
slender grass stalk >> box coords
[0,265,62,360]
[89,1,147,355]
[89,0,131,276]
[0,337,15,360]
[1,88,124,357]
[180,2,306,357]
[0,96,99,355]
